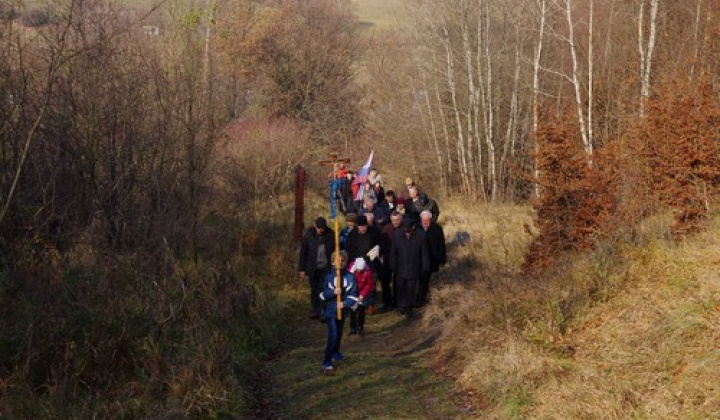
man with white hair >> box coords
[418,210,446,306]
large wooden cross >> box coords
[319,152,351,320]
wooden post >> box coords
[319,153,351,320]
[294,165,306,244]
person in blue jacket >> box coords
[319,250,358,373]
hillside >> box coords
[259,202,719,420]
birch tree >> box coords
[638,0,660,117]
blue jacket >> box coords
[320,269,358,318]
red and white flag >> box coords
[353,150,374,201]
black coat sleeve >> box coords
[438,225,447,265]
[299,233,310,272]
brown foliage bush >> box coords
[523,111,626,273]
[627,79,720,235]
[525,79,720,273]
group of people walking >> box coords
[298,171,447,373]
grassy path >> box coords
[254,305,472,420]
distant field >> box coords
[19,0,406,28]
[352,0,405,29]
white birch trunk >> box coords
[564,0,592,156]
[532,0,547,197]
[480,0,497,201]
[461,2,479,198]
[441,19,471,195]
[638,0,660,118]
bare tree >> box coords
[638,0,660,117]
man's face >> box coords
[409,188,418,199]
[358,225,368,234]
[391,215,402,229]
[346,221,356,230]
[421,217,431,230]
[314,226,325,235]
[365,200,374,211]
[386,195,394,203]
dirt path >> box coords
[254,307,473,420]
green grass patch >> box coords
[264,309,472,420]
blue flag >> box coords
[329,178,342,220]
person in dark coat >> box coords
[358,195,388,227]
[378,211,403,311]
[378,190,397,216]
[342,171,357,214]
[299,217,335,320]
[418,210,447,306]
[390,217,429,318]
[346,215,382,275]
[406,186,422,224]
[418,192,440,223]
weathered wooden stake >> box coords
[293,165,306,245]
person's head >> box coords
[390,211,404,229]
[405,177,414,189]
[363,195,375,211]
[408,186,419,199]
[345,212,358,230]
[314,217,327,235]
[331,250,349,269]
[396,196,406,210]
[352,257,366,272]
[420,210,432,229]
[364,212,375,227]
[356,215,369,234]
[402,217,415,234]
[346,170,355,179]
[373,181,382,191]
[385,190,395,203]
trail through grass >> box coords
[254,304,473,420]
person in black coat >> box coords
[390,217,429,317]
[346,215,382,273]
[299,217,335,320]
[418,210,447,305]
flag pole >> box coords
[319,153,350,320]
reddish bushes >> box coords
[525,80,720,273]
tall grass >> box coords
[425,200,719,419]
[0,203,300,418]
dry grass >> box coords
[421,200,720,419]
[351,0,405,29]
[531,220,720,420]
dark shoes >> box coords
[349,328,358,335]
[357,326,365,337]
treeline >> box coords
[365,0,720,204]
[0,0,365,417]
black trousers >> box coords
[309,269,328,316]
[395,276,418,311]
[418,271,433,303]
[378,263,395,307]
[350,306,366,331]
